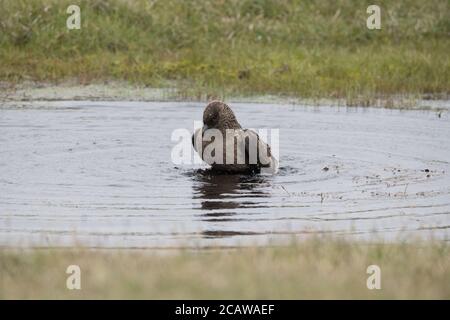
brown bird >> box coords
[192,101,278,174]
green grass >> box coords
[1,239,449,299]
[0,0,449,100]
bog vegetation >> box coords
[0,0,449,100]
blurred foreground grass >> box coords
[0,0,449,101]
[1,239,449,299]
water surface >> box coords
[1,101,449,247]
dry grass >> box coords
[1,239,449,299]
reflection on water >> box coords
[192,170,270,238]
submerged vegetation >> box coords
[0,0,449,100]
[1,239,449,299]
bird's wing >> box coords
[192,128,203,159]
[243,129,275,168]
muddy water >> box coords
[0,101,449,248]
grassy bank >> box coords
[1,240,449,299]
[0,0,449,101]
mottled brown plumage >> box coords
[192,101,278,174]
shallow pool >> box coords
[0,101,449,247]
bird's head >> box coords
[202,101,241,130]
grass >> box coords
[0,0,449,101]
[1,239,449,299]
